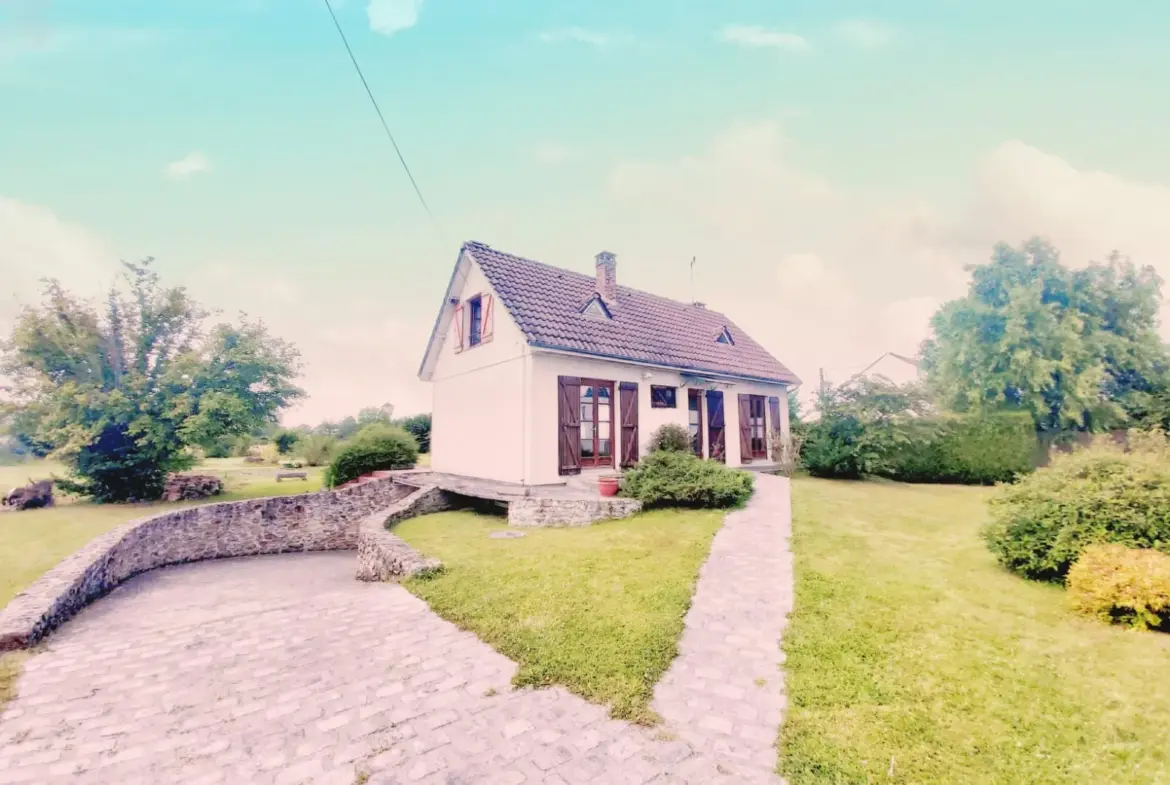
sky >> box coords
[3,0,1170,425]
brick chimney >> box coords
[595,251,617,302]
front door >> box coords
[579,379,615,468]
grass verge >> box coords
[395,508,723,724]
[780,477,1170,784]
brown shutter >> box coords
[452,304,465,353]
[738,394,753,463]
[558,376,581,475]
[706,390,725,463]
[619,382,639,468]
[480,294,495,344]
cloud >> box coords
[537,28,635,49]
[165,152,210,180]
[834,18,896,48]
[719,25,812,52]
[533,142,577,165]
[367,0,424,36]
[608,122,1170,394]
[0,197,120,343]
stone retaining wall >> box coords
[507,497,643,527]
[355,486,453,582]
[0,476,413,652]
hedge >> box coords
[889,411,1037,485]
[324,426,418,488]
[619,451,754,508]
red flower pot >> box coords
[598,475,620,497]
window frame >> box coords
[467,294,483,347]
[650,385,677,409]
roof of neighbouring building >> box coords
[454,241,801,386]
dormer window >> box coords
[716,327,735,345]
[579,294,613,320]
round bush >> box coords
[984,441,1170,582]
[1067,543,1170,630]
[619,450,754,508]
[324,427,419,488]
[648,424,692,453]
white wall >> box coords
[429,257,530,483]
[527,351,788,486]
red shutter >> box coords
[706,390,725,463]
[619,382,639,468]
[558,376,582,475]
[451,303,465,354]
[480,294,495,344]
[738,394,753,464]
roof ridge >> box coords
[463,241,732,319]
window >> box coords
[749,395,767,459]
[579,295,612,319]
[688,389,703,457]
[650,385,677,408]
[716,327,735,345]
[467,295,483,347]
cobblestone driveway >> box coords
[0,477,792,785]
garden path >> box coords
[0,477,792,784]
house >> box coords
[852,352,921,387]
[418,242,801,486]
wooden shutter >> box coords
[768,396,782,432]
[558,376,582,475]
[706,390,725,463]
[451,303,465,354]
[738,394,753,463]
[480,294,495,344]
[619,382,639,468]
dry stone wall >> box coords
[507,497,642,527]
[355,486,453,582]
[0,476,413,652]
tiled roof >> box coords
[464,242,800,386]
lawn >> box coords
[394,508,723,724]
[781,477,1170,785]
[0,458,325,609]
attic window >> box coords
[716,327,735,345]
[579,295,613,320]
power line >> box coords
[321,0,435,220]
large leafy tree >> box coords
[1,261,304,501]
[921,238,1169,434]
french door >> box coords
[749,395,767,459]
[579,379,615,468]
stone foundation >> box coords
[0,476,413,652]
[355,486,453,581]
[507,497,642,527]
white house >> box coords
[417,242,802,486]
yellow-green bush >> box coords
[1067,544,1170,630]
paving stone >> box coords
[0,476,793,784]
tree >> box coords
[273,429,301,455]
[358,403,395,428]
[0,261,304,501]
[921,238,1169,434]
[397,413,431,453]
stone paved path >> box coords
[0,477,792,785]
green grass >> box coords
[781,477,1170,785]
[394,508,723,724]
[0,458,325,608]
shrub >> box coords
[620,450,754,508]
[258,443,280,464]
[398,413,432,454]
[1067,544,1170,630]
[648,423,691,453]
[324,427,419,488]
[299,434,337,467]
[984,438,1170,581]
[274,429,301,455]
[769,427,805,477]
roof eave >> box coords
[528,342,799,387]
